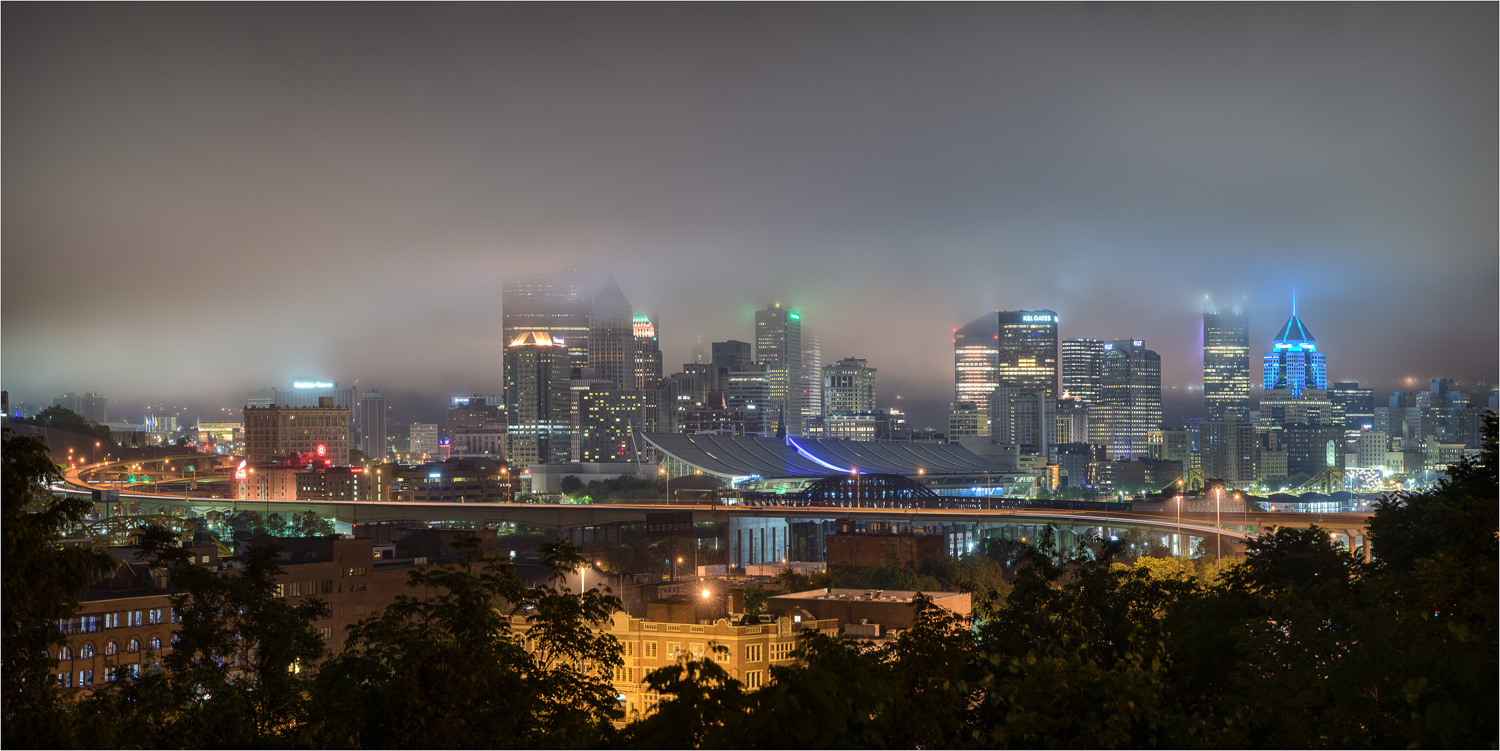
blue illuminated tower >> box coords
[1262,293,1327,396]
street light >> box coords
[659,466,669,502]
[1215,485,1222,574]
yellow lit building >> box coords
[509,610,839,719]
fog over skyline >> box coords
[4,4,1495,429]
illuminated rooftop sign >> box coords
[788,312,800,320]
[293,381,335,389]
[1021,314,1054,323]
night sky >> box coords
[4,4,1495,429]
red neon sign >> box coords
[234,460,247,480]
[316,444,327,458]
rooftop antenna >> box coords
[1292,289,1297,316]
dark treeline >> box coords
[2,416,1495,749]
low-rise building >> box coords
[825,519,945,571]
[766,588,972,636]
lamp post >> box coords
[1215,485,1222,574]
[660,466,669,502]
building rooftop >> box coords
[640,432,1008,479]
[772,588,966,603]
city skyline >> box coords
[3,4,1496,429]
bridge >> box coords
[59,457,1374,561]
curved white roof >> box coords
[639,433,1009,479]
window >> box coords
[104,613,120,629]
[57,672,71,688]
[103,666,117,683]
[128,639,140,653]
[771,642,793,661]
[59,647,72,661]
[105,641,118,656]
[744,644,763,662]
[130,611,143,627]
[148,608,162,625]
[621,642,634,658]
[80,644,95,659]
[745,670,764,689]
[170,608,180,623]
[318,627,331,641]
[644,641,657,658]
[690,643,703,660]
[289,582,301,597]
[150,637,162,651]
[306,580,317,596]
[129,664,142,679]
[79,670,93,686]
[669,643,682,658]
[85,616,97,633]
[275,584,286,598]
[321,580,334,595]
[352,583,367,592]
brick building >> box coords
[825,519,945,571]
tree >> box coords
[620,647,749,748]
[76,529,329,748]
[559,474,584,496]
[304,537,624,748]
[1,430,117,748]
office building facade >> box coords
[822,358,877,416]
[1061,338,1103,406]
[1202,299,1250,421]
[504,331,574,466]
[243,398,351,466]
[503,271,591,374]
[754,304,803,434]
[1097,339,1162,460]
[356,392,388,460]
[1262,305,1328,395]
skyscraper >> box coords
[1097,339,1162,460]
[1262,298,1328,396]
[503,271,591,374]
[579,385,647,461]
[589,277,635,388]
[754,304,803,433]
[632,314,663,389]
[356,391,388,459]
[822,358,877,415]
[954,310,1060,411]
[800,328,822,431]
[1061,338,1103,405]
[953,314,1000,415]
[504,331,573,466]
[711,340,754,372]
[1203,297,1250,421]
[997,310,1060,402]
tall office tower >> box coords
[1097,339,1162,460]
[801,329,822,431]
[711,340,754,372]
[1329,382,1375,434]
[728,364,773,437]
[588,278,635,387]
[243,398,350,465]
[356,392,388,459]
[822,358,877,415]
[1055,396,1090,445]
[52,392,108,423]
[997,310,1060,401]
[504,332,573,466]
[1262,299,1328,396]
[632,314,663,389]
[1203,298,1250,421]
[1428,378,1480,447]
[989,387,1056,454]
[1061,339,1103,406]
[754,304,803,433]
[409,423,440,461]
[1199,418,1258,486]
[503,271,591,374]
[954,315,1000,414]
[579,385,648,461]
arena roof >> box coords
[639,433,1010,479]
